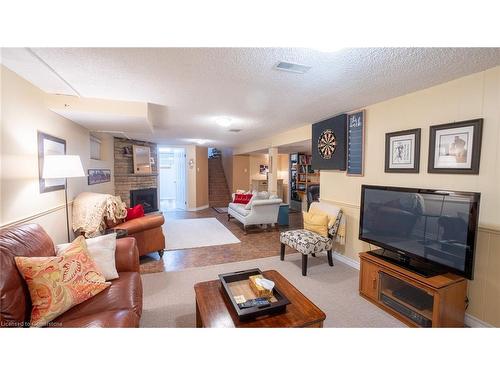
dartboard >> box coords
[317,129,337,159]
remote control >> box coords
[237,297,271,309]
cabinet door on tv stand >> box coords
[360,261,380,300]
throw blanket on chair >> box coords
[72,192,127,238]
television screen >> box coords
[359,185,480,279]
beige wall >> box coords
[232,155,250,192]
[195,146,208,207]
[0,65,114,244]
[221,151,251,193]
[278,154,289,203]
[246,152,289,201]
[234,124,311,155]
[249,154,269,181]
[320,66,500,326]
[185,145,209,210]
[185,145,197,210]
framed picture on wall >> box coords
[88,169,111,185]
[428,119,483,174]
[384,128,421,173]
[38,131,66,193]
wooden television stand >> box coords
[359,251,467,327]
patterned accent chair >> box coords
[280,202,344,276]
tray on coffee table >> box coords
[218,268,290,321]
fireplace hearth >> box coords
[130,188,158,213]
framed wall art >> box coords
[347,110,365,176]
[428,119,483,174]
[384,128,421,173]
[38,131,67,193]
[88,169,111,185]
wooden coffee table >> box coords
[194,269,326,328]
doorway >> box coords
[158,147,186,211]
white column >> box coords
[268,147,278,196]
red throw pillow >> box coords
[126,204,145,221]
[233,193,253,205]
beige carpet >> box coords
[140,253,405,327]
[163,218,240,250]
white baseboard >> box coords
[187,205,209,212]
[332,251,360,270]
[465,313,494,328]
[332,251,495,328]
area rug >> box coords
[212,207,228,214]
[163,218,240,250]
[140,253,404,328]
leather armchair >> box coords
[0,223,143,328]
[109,213,166,258]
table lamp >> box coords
[42,155,85,242]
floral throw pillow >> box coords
[15,236,110,327]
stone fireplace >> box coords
[130,188,158,213]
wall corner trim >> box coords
[333,251,361,270]
[464,313,494,328]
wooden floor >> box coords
[139,208,303,273]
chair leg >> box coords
[327,250,334,267]
[302,254,308,276]
[158,249,165,258]
[243,225,247,235]
[280,243,285,261]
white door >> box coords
[173,148,186,209]
[159,147,186,210]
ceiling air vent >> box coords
[229,129,242,133]
[274,61,311,74]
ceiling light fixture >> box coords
[195,139,207,145]
[215,116,233,128]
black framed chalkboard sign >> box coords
[347,110,365,176]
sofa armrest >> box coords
[113,213,165,235]
[115,237,140,273]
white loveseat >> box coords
[228,193,282,233]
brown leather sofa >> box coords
[0,223,143,328]
[110,213,166,258]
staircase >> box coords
[208,157,232,208]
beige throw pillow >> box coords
[56,233,119,281]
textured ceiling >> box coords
[2,48,500,147]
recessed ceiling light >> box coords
[195,139,207,145]
[215,116,233,127]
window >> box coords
[90,135,102,160]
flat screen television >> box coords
[359,185,480,279]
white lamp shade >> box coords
[42,155,85,179]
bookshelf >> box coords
[289,153,319,211]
